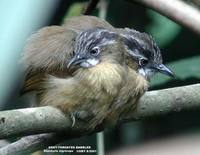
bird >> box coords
[21,27,133,131]
[106,28,174,123]
[21,15,174,131]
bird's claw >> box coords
[70,113,76,127]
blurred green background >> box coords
[0,0,200,154]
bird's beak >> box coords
[156,64,175,78]
[67,56,85,68]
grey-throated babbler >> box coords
[21,16,174,131]
[22,27,131,131]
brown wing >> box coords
[21,26,77,94]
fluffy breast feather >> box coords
[74,62,126,95]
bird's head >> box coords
[121,28,174,80]
[68,28,125,69]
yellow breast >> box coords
[74,62,126,95]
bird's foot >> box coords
[69,111,94,128]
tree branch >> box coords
[130,0,200,35]
[0,84,200,154]
[124,83,200,121]
[0,106,72,139]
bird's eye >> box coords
[139,58,148,66]
[90,47,100,56]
